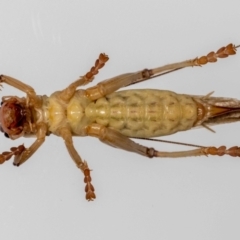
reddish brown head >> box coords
[0,99,25,137]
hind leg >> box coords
[85,43,238,101]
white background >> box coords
[0,1,240,240]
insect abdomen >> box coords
[85,90,197,137]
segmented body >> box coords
[46,89,197,138]
[0,43,239,201]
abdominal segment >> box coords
[84,90,198,138]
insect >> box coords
[0,43,239,201]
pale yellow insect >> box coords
[0,43,239,201]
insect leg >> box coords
[0,75,37,98]
[13,122,47,166]
[146,43,238,83]
[59,126,96,201]
[85,44,238,100]
[59,53,109,102]
[149,146,240,158]
[0,144,26,165]
[86,123,157,157]
[86,123,240,159]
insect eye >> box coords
[0,126,9,137]
[4,132,9,138]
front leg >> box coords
[59,126,96,201]
[0,75,39,106]
[13,122,47,166]
[0,122,47,166]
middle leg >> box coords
[59,126,96,201]
[59,53,109,102]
